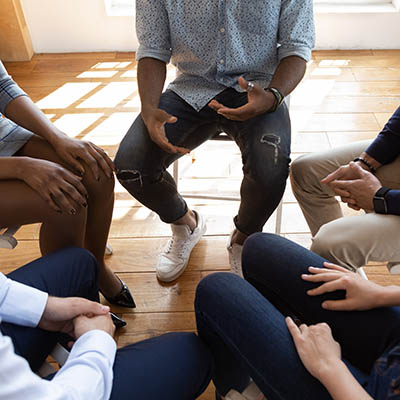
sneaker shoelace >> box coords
[165,236,191,258]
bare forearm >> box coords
[4,96,64,144]
[320,361,373,400]
[377,285,400,307]
[268,56,307,96]
[137,58,167,115]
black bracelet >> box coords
[353,157,376,173]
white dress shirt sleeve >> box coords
[0,272,117,400]
[0,272,48,327]
[0,328,116,400]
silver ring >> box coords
[247,82,255,92]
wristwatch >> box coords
[373,186,391,214]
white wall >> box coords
[21,0,138,53]
[315,9,400,49]
[21,0,400,52]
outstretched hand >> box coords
[208,77,276,121]
[142,107,190,154]
[302,262,385,311]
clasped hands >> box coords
[321,161,382,211]
[38,296,115,345]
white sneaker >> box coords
[227,231,243,277]
[226,382,266,400]
[156,211,206,282]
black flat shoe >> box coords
[103,275,136,308]
[110,312,127,329]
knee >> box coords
[242,232,281,277]
[311,224,356,271]
[290,154,313,190]
[54,246,99,278]
[83,169,115,202]
[195,273,244,313]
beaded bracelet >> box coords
[353,157,376,173]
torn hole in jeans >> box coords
[116,169,143,186]
[261,133,281,165]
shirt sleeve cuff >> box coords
[70,330,117,364]
[278,46,312,63]
[385,190,400,216]
[136,45,172,64]
[1,280,48,327]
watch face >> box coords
[373,196,387,214]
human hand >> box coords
[322,162,381,211]
[50,134,114,181]
[73,313,116,339]
[38,296,110,335]
[141,107,189,154]
[328,163,382,211]
[21,157,88,214]
[208,77,276,121]
[286,317,342,381]
[302,262,385,311]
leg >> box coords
[15,135,119,297]
[114,90,218,225]
[110,332,213,400]
[290,141,371,236]
[221,95,291,238]
[242,233,400,373]
[311,212,400,270]
[1,247,99,371]
[196,273,363,399]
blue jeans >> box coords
[195,233,400,399]
[2,247,212,400]
[114,89,291,235]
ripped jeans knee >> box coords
[260,133,281,166]
[116,169,143,188]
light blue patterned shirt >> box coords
[136,0,315,111]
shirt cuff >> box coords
[385,190,400,216]
[70,330,117,364]
[278,46,312,63]
[136,45,172,64]
[1,280,48,327]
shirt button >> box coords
[220,27,225,33]
[220,59,224,64]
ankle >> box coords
[173,209,197,232]
[231,229,247,246]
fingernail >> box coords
[85,194,89,200]
[101,305,110,312]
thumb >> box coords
[75,298,110,316]
[160,110,177,124]
[238,76,249,91]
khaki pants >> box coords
[290,140,400,271]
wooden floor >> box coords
[2,50,400,398]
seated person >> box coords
[195,233,400,399]
[0,60,133,307]
[114,0,314,282]
[0,246,212,399]
[290,106,400,272]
